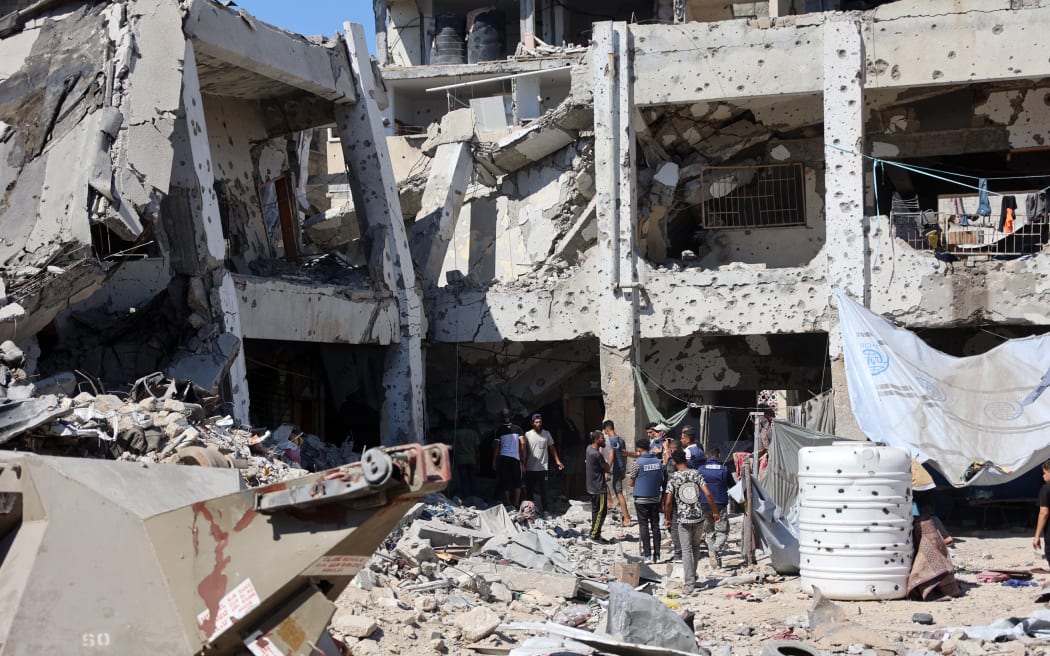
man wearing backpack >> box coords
[664,449,720,593]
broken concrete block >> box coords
[6,383,34,401]
[422,108,475,153]
[0,304,26,324]
[162,415,189,439]
[457,562,578,599]
[186,277,209,315]
[414,519,490,548]
[562,501,592,524]
[454,606,501,642]
[490,581,513,603]
[395,533,437,566]
[331,610,378,639]
[354,569,378,591]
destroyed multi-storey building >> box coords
[3,0,1050,459]
[345,0,1050,449]
[0,0,427,448]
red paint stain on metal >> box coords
[193,501,231,639]
[233,508,258,533]
[257,481,288,493]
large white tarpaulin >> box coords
[836,289,1050,486]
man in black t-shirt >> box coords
[586,430,610,543]
[1034,460,1050,566]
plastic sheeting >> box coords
[634,369,709,442]
[836,289,1050,486]
[748,474,801,575]
[799,389,836,434]
[758,419,864,513]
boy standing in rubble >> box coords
[664,449,720,592]
[1033,460,1050,566]
[602,419,632,530]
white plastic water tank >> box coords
[797,442,913,600]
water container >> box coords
[432,14,466,65]
[467,9,505,63]
[797,443,912,600]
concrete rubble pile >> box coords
[0,339,356,484]
[324,492,806,656]
[320,492,1050,656]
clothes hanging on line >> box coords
[999,195,1017,233]
[977,178,991,217]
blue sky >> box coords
[235,1,377,52]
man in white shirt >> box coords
[524,413,564,513]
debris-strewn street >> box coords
[325,492,1050,656]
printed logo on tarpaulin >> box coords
[863,347,890,376]
[983,400,1024,421]
[916,376,947,403]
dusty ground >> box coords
[331,504,1050,656]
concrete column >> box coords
[178,41,250,422]
[419,0,434,65]
[408,141,474,285]
[374,0,388,65]
[387,0,422,66]
[593,21,642,438]
[552,2,566,46]
[769,0,794,18]
[337,23,427,445]
[540,0,553,44]
[521,0,536,50]
[822,18,866,438]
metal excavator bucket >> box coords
[0,443,450,655]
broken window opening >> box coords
[90,223,160,262]
[259,175,300,260]
[700,163,806,230]
[244,340,384,452]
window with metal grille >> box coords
[699,163,806,229]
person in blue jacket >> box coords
[680,426,705,469]
[701,448,731,569]
[627,438,665,562]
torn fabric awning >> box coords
[835,289,1050,486]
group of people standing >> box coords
[491,409,564,512]
[452,411,732,593]
[587,421,731,593]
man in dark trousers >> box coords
[492,409,526,508]
[628,438,665,562]
[701,448,730,569]
[1034,460,1050,566]
[586,429,611,543]
[523,413,564,514]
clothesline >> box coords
[825,143,1050,196]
